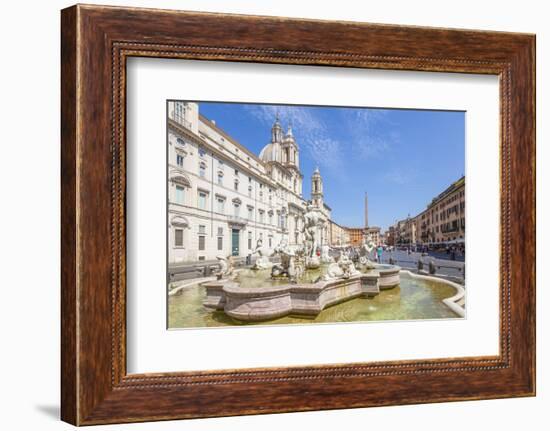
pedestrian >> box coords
[376,245,383,263]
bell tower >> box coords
[282,122,299,168]
[311,167,323,208]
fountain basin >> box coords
[376,264,401,289]
[203,269,395,322]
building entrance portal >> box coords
[231,229,240,256]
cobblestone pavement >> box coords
[377,250,465,280]
[168,250,466,283]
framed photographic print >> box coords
[61,4,535,425]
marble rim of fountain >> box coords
[221,272,379,295]
[373,264,401,289]
[203,272,382,321]
[400,270,465,317]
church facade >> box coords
[167,101,333,264]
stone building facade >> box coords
[386,225,396,246]
[328,220,350,247]
[389,176,465,246]
[365,226,382,246]
[344,227,365,247]
[167,101,332,264]
[416,176,465,244]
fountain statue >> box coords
[323,250,361,280]
[271,240,300,283]
[251,239,272,270]
[303,202,326,269]
[338,251,361,278]
[359,234,377,270]
[320,244,334,264]
[214,254,235,280]
[293,247,306,282]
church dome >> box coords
[259,141,281,162]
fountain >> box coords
[203,201,401,322]
[250,239,272,270]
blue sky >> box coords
[197,102,465,230]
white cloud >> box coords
[346,109,398,160]
[246,105,345,173]
[383,168,417,185]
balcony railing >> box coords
[172,115,193,130]
[227,215,248,226]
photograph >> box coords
[167,101,466,328]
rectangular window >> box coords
[198,225,206,234]
[174,102,186,124]
[234,180,239,191]
[217,236,223,251]
[176,154,184,167]
[217,197,225,213]
[198,235,206,251]
[174,229,183,247]
[199,163,206,177]
[217,227,224,236]
[248,232,252,250]
[217,173,223,185]
[234,204,240,217]
[248,207,253,220]
[198,192,207,210]
[175,185,185,204]
[259,211,264,224]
